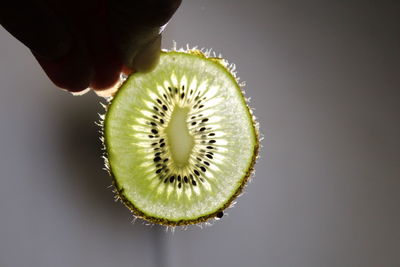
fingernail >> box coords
[131,34,162,73]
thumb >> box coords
[108,0,181,71]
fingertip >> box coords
[32,39,94,93]
[89,55,122,90]
[35,56,93,92]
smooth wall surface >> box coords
[1,1,399,267]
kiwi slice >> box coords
[103,49,259,226]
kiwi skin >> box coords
[102,50,259,227]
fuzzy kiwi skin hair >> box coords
[102,50,259,227]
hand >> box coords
[0,0,181,94]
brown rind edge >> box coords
[102,49,260,227]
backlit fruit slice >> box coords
[104,50,258,226]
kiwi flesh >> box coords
[103,49,259,226]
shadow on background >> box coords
[52,95,143,228]
[50,94,168,267]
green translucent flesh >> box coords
[105,51,257,222]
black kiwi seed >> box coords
[216,211,224,219]
[169,176,175,183]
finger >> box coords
[0,0,71,60]
[109,21,160,70]
[108,0,181,69]
[88,21,124,90]
[90,48,123,90]
[39,0,117,92]
[33,36,94,93]
[131,34,162,73]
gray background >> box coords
[1,1,399,267]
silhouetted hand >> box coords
[0,0,181,94]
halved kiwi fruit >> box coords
[103,49,259,226]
